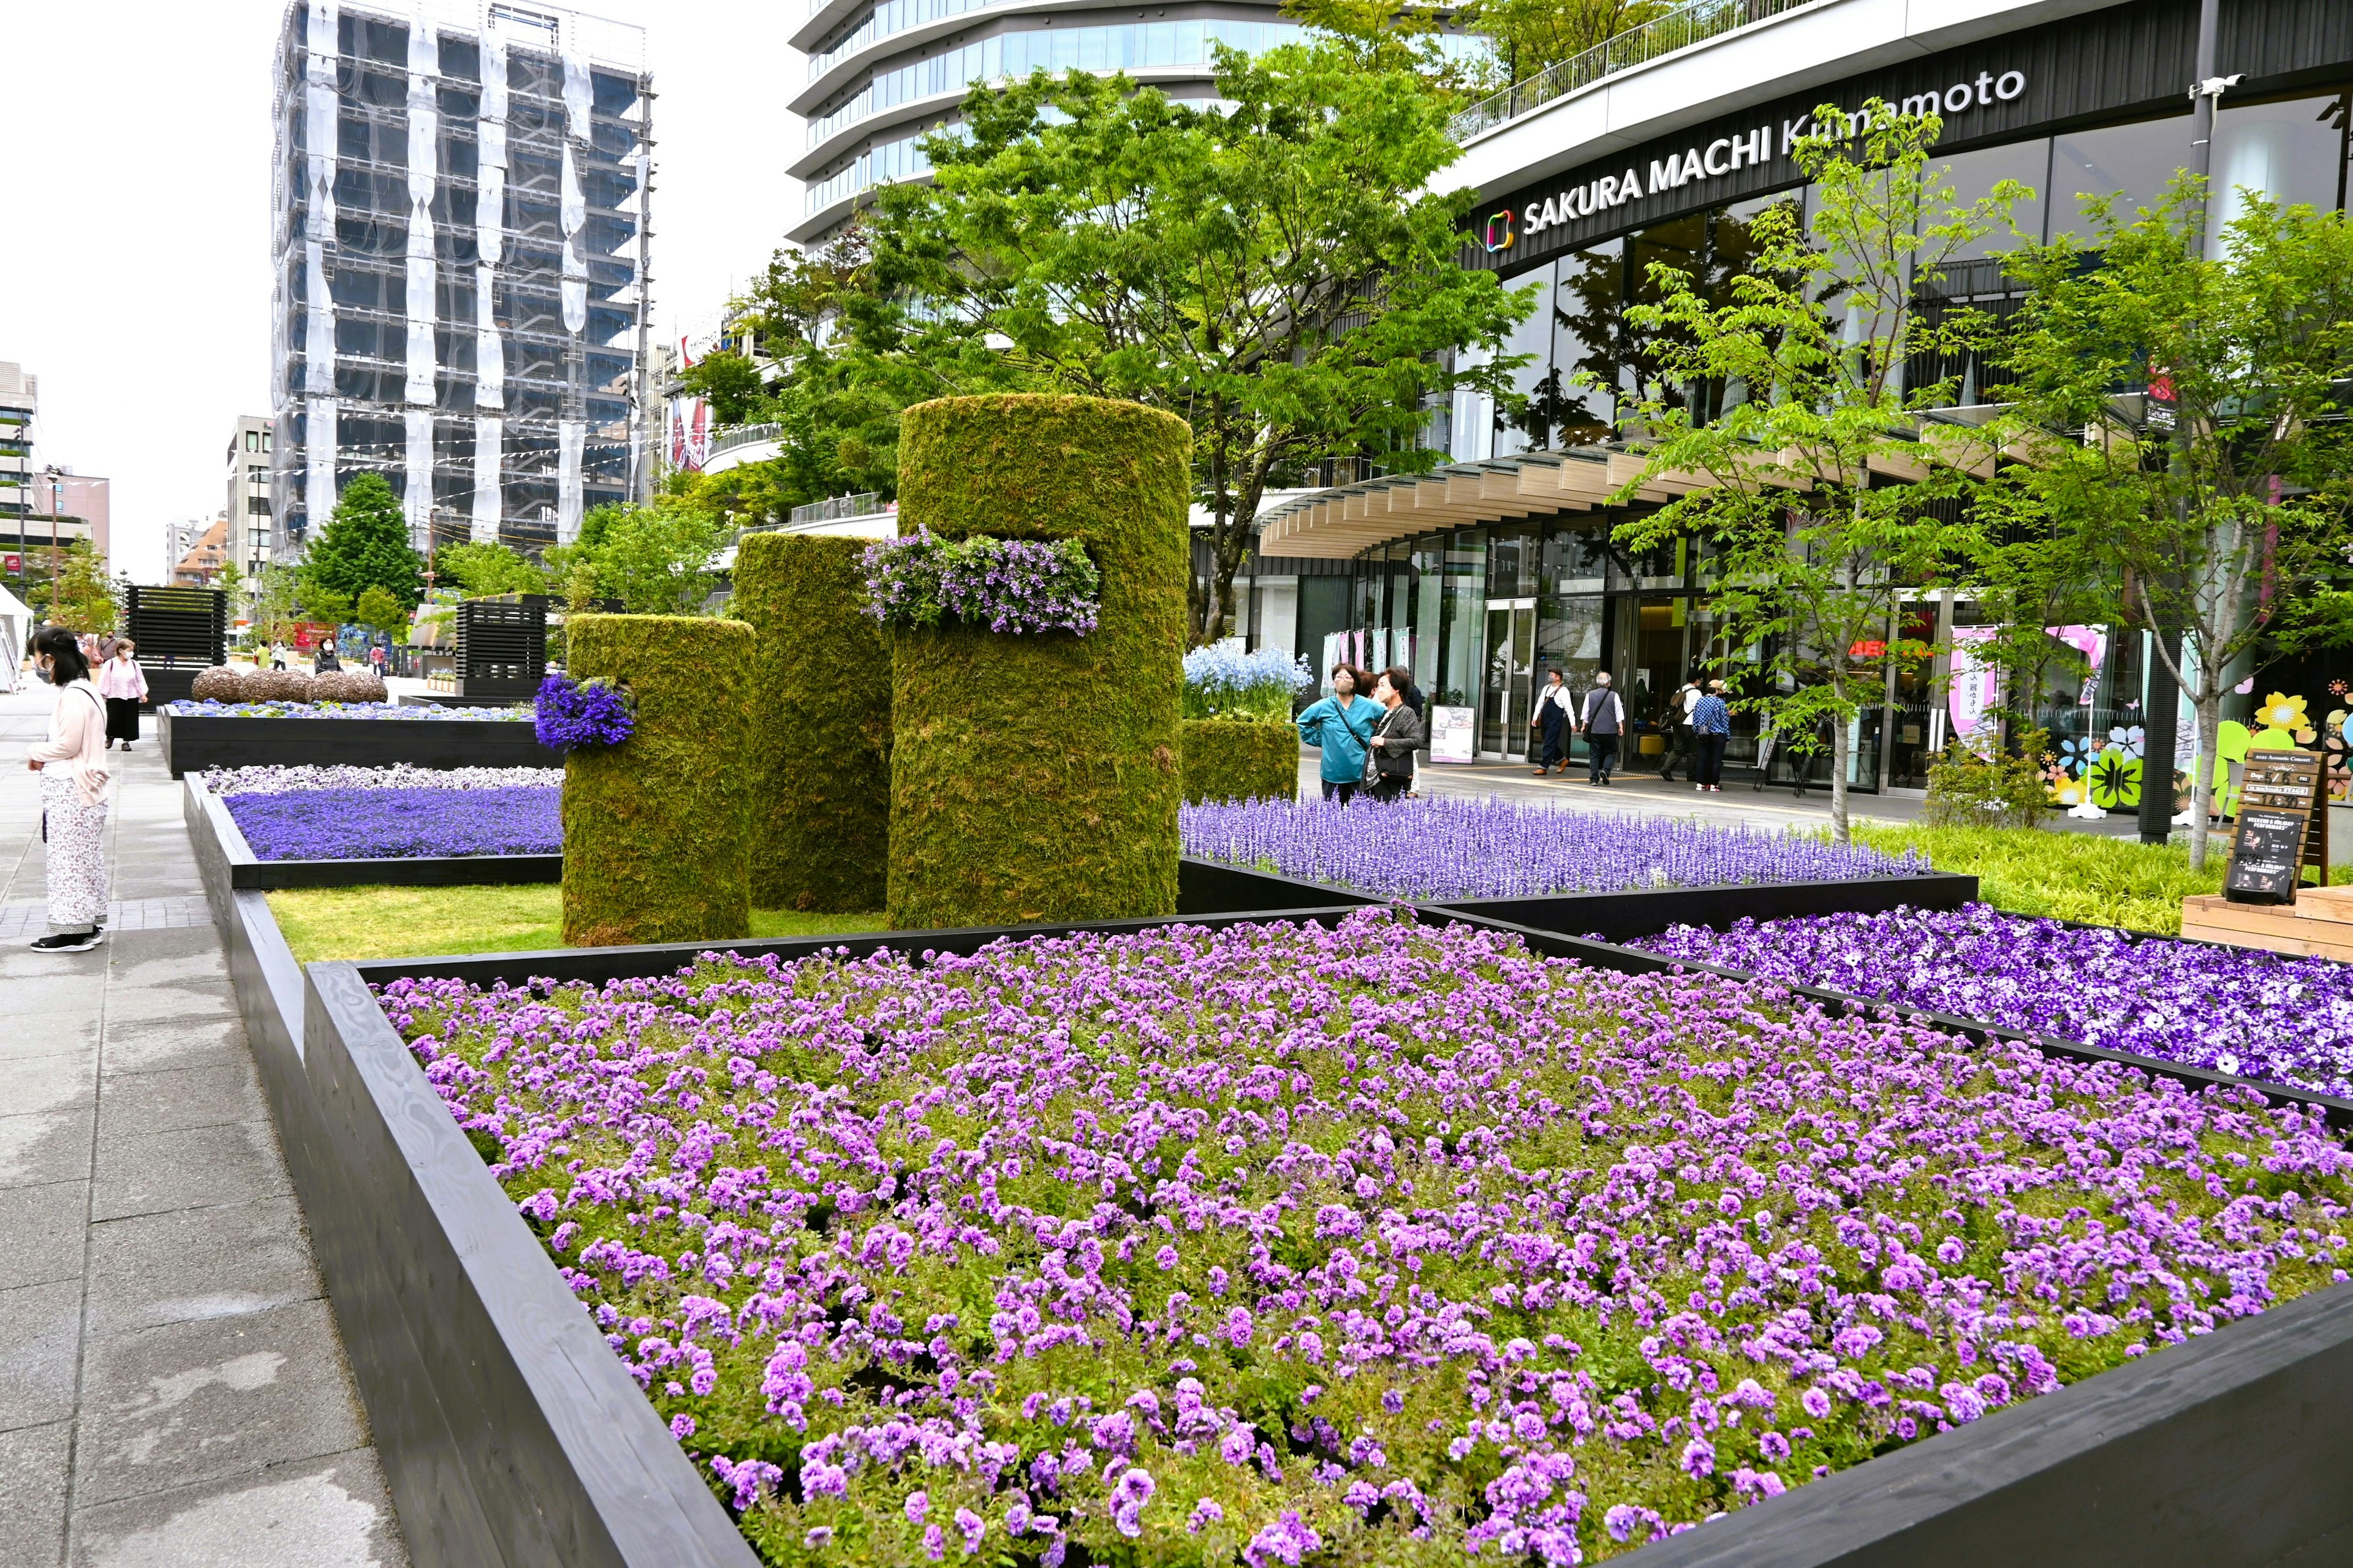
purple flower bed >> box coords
[381,909,2353,1565]
[1634,903,2353,1099]
[1181,797,1922,900]
[223,785,559,860]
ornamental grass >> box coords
[1636,901,2353,1098]
[1846,824,2228,935]
[382,909,2353,1566]
[1182,798,1919,901]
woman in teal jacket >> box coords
[1295,664,1378,803]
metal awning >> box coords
[1251,445,1699,559]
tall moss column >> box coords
[733,532,891,911]
[562,613,754,947]
[888,394,1191,929]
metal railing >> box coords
[708,423,784,460]
[1451,0,1819,143]
[787,491,890,528]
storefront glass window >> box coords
[1411,538,1446,695]
[1489,522,1538,597]
[1550,240,1624,445]
[2048,113,2195,242]
[1625,213,1705,413]
[1436,528,1486,708]
[2208,95,2348,248]
[1493,260,1559,456]
[1938,138,2050,258]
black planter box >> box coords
[184,778,563,891]
[160,709,562,777]
[194,854,2353,1568]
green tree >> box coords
[1462,0,1671,89]
[858,45,1533,643]
[436,540,548,598]
[1994,177,2353,867]
[300,473,425,610]
[1611,101,2019,843]
[569,500,730,616]
[678,350,769,426]
[47,540,116,634]
[249,562,301,646]
[355,584,408,638]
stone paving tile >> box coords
[1,1050,101,1123]
[98,1018,249,1079]
[72,1299,368,1509]
[91,1121,292,1223]
[84,1197,320,1339]
[0,1419,70,1568]
[67,1447,403,1568]
[0,1106,96,1191]
[95,1062,267,1142]
[0,1013,102,1063]
[0,1278,83,1433]
[0,1180,88,1292]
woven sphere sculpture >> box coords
[189,667,245,702]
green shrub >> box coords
[1181,718,1299,805]
[733,534,892,911]
[887,394,1190,928]
[1921,737,2053,830]
[1851,822,2227,934]
[561,613,755,946]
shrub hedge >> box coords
[887,394,1190,928]
[561,613,754,946]
[733,533,892,912]
[1180,718,1299,805]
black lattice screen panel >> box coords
[455,597,547,702]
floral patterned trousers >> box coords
[42,769,108,932]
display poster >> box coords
[1430,705,1475,763]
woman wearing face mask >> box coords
[98,637,148,750]
[24,626,110,952]
[1295,664,1377,805]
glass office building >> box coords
[270,0,652,559]
[1259,0,2353,792]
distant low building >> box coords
[172,518,232,587]
[26,469,111,562]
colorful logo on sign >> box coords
[1482,210,1515,254]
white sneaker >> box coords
[30,929,102,953]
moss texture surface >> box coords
[888,394,1189,928]
[563,613,755,946]
[733,532,892,911]
[1181,719,1302,805]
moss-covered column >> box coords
[562,613,754,946]
[733,532,890,912]
[888,394,1191,928]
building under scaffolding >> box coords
[270,0,653,561]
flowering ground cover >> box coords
[1183,797,1920,901]
[204,763,563,794]
[167,699,531,719]
[1635,903,2353,1099]
[224,785,559,860]
[382,909,2353,1565]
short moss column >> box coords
[562,613,755,947]
[1181,718,1302,804]
[733,532,891,912]
[888,393,1191,928]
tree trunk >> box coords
[2186,692,2223,871]
[1828,708,1851,844]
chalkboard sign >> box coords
[2224,751,2327,904]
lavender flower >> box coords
[534,673,635,752]
[863,528,1101,637]
[1183,795,1922,900]
[379,910,2353,1564]
[224,785,559,860]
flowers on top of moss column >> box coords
[862,529,1101,637]
[534,672,636,752]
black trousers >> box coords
[1537,716,1567,769]
[1586,733,1620,782]
[1320,779,1360,805]
[104,697,140,744]
[1370,773,1410,803]
[1661,725,1694,779]
[1695,733,1727,787]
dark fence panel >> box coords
[160,711,563,776]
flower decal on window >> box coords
[2257,691,2310,733]
[2056,735,2096,778]
[2105,725,2144,760]
[2088,749,2141,810]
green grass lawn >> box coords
[1850,822,2247,935]
[265,884,887,964]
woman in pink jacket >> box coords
[26,626,110,952]
[97,637,148,749]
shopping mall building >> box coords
[1232,0,2353,792]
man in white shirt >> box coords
[1658,675,1702,782]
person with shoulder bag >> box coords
[1577,672,1626,786]
[1366,666,1423,803]
[25,626,111,952]
[1296,664,1378,805]
[98,638,148,750]
[1691,680,1732,792]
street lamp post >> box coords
[44,465,62,621]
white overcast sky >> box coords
[0,0,799,584]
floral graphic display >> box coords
[534,673,637,753]
[1180,797,1921,900]
[862,529,1102,637]
[382,911,2353,1566]
[223,785,559,860]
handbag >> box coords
[1362,705,1394,787]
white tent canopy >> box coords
[0,583,31,694]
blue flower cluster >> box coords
[1181,645,1314,721]
[167,700,530,720]
[534,673,636,753]
[862,528,1101,637]
[224,785,560,860]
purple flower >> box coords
[534,672,635,752]
[862,528,1100,637]
[1243,1510,1322,1568]
[223,785,559,860]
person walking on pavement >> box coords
[1692,679,1732,792]
[369,642,388,679]
[25,626,110,952]
[1578,672,1626,786]
[1529,668,1574,775]
[1366,666,1424,803]
[1297,664,1378,805]
[97,638,147,750]
[314,636,342,673]
[1658,674,1702,782]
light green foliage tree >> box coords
[678,350,768,426]
[47,540,116,634]
[354,584,407,639]
[249,562,301,646]
[857,44,1534,644]
[1993,177,2353,868]
[561,501,730,616]
[436,540,548,598]
[1611,101,2017,843]
[1466,0,1670,85]
[300,472,425,610]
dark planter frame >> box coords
[159,708,563,777]
[184,777,562,891]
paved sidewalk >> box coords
[0,687,407,1567]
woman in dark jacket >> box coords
[1367,667,1423,803]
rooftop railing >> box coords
[1450,0,1817,143]
[708,423,784,460]
[787,491,892,528]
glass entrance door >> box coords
[1480,599,1537,758]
